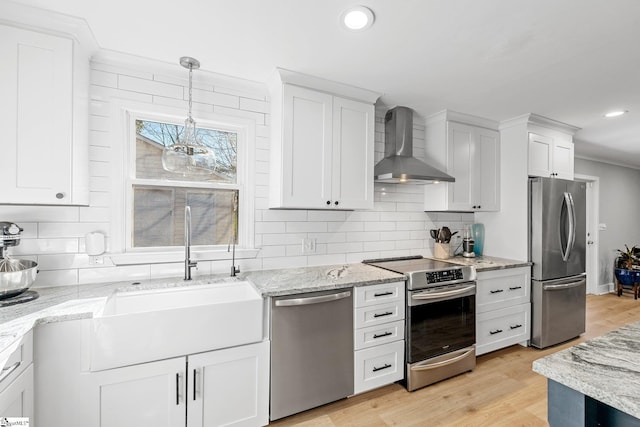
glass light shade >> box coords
[161,117,217,176]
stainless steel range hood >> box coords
[374,106,454,184]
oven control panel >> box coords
[425,269,464,284]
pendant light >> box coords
[162,56,216,175]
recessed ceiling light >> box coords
[604,110,628,118]
[341,6,375,31]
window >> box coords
[128,115,246,251]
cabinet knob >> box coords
[55,192,65,199]
[334,201,339,206]
[326,200,331,205]
[478,205,481,209]
[472,205,477,209]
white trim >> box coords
[575,173,600,295]
[499,113,580,134]
[597,282,615,295]
[574,152,640,171]
[109,98,256,257]
[426,109,499,130]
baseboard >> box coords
[596,282,614,295]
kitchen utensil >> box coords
[438,229,445,243]
[0,259,38,299]
[430,229,438,240]
[442,227,451,243]
[0,222,38,299]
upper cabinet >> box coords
[0,5,95,206]
[269,69,379,210]
[528,132,575,180]
[424,111,500,212]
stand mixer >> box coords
[0,222,39,302]
[462,224,475,258]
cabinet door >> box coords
[332,97,374,210]
[0,364,34,420]
[475,128,500,211]
[528,133,553,178]
[281,84,333,208]
[95,357,186,427]
[447,122,474,210]
[187,341,269,427]
[0,25,75,205]
[552,138,574,180]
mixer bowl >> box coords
[0,259,38,299]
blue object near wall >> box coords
[472,223,484,256]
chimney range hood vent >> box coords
[374,106,454,184]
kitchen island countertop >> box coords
[533,321,640,420]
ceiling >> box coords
[11,0,640,169]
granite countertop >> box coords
[241,263,405,296]
[533,322,640,419]
[0,262,405,365]
[436,255,531,271]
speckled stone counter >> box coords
[533,321,640,421]
[241,263,406,296]
[436,255,531,272]
[0,262,405,368]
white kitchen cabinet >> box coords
[424,111,500,212]
[96,342,269,427]
[269,69,379,210]
[0,331,34,420]
[0,21,90,205]
[528,132,574,180]
[475,267,531,355]
[353,282,405,394]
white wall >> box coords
[0,55,471,288]
[575,158,640,286]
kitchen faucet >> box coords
[184,205,197,280]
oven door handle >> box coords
[412,285,476,300]
[410,346,475,371]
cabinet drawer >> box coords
[354,282,404,308]
[476,267,530,313]
[354,320,404,351]
[354,302,404,329]
[476,303,530,356]
[0,331,33,393]
[354,340,404,394]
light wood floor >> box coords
[271,293,640,427]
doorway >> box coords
[575,174,601,294]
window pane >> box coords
[133,186,238,248]
[135,119,237,183]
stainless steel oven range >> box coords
[364,256,477,391]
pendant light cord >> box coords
[187,64,193,120]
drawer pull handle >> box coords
[490,289,504,294]
[490,329,503,335]
[509,286,523,290]
[372,363,392,372]
[0,361,21,383]
[510,324,523,330]
[374,291,393,297]
[373,331,393,339]
[373,311,393,318]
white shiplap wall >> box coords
[0,56,472,288]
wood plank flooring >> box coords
[270,293,640,426]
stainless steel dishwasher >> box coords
[270,288,353,421]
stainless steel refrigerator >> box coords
[529,177,586,348]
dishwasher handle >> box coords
[275,290,351,307]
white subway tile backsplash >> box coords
[89,161,111,177]
[327,222,364,233]
[327,241,364,253]
[240,97,268,113]
[118,75,183,99]
[39,222,108,238]
[90,130,111,148]
[262,233,306,246]
[307,232,346,244]
[286,222,327,233]
[345,211,380,222]
[32,269,79,288]
[262,256,307,270]
[364,222,396,232]
[91,61,154,80]
[379,231,412,241]
[80,207,110,223]
[37,253,91,270]
[363,241,396,252]
[13,238,79,255]
[255,222,286,234]
[79,265,150,284]
[90,115,110,132]
[307,211,346,222]
[89,146,111,162]
[346,231,380,242]
[91,69,118,88]
[213,105,265,125]
[192,88,239,109]
[0,206,79,222]
[307,253,346,266]
[262,210,307,222]
[89,177,111,192]
[91,85,153,103]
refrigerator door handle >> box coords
[561,192,576,262]
[543,281,584,291]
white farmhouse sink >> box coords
[90,281,263,371]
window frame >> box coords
[121,106,255,258]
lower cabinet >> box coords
[96,341,269,427]
[353,282,405,394]
[0,330,34,421]
[475,267,531,355]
